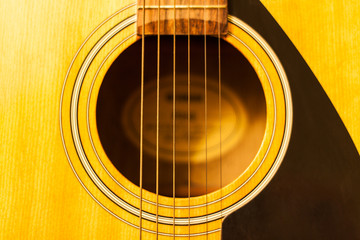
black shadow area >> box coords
[222,1,360,239]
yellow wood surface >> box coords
[0,0,359,239]
[261,0,360,154]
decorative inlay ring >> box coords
[60,3,292,236]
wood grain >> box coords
[0,0,359,239]
[261,0,360,154]
[137,0,228,35]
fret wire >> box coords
[137,4,226,9]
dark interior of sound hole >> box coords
[96,36,266,197]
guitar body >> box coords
[1,0,359,239]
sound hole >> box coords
[96,36,266,197]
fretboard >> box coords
[137,0,228,35]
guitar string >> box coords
[204,0,208,239]
[218,0,223,222]
[187,0,191,239]
[156,0,160,238]
[141,2,222,238]
[139,0,146,239]
[173,0,176,238]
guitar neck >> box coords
[137,0,228,35]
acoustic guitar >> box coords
[1,0,359,239]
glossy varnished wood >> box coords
[60,7,289,238]
[0,0,359,239]
[262,0,360,154]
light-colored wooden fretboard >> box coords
[137,0,228,35]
